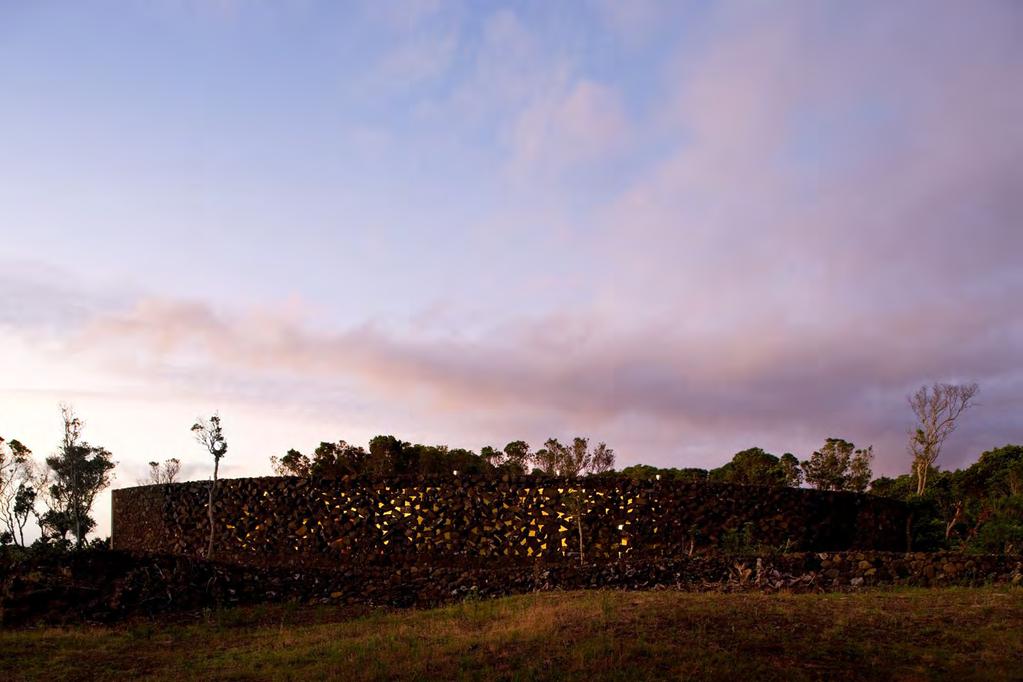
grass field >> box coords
[2,587,1022,681]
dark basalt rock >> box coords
[111,475,909,571]
[2,548,1020,627]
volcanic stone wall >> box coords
[5,550,1020,626]
[111,476,908,569]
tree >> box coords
[779,453,804,487]
[444,447,491,475]
[532,437,615,478]
[968,445,1023,498]
[271,441,367,478]
[270,437,505,478]
[270,448,311,477]
[802,438,873,492]
[533,437,616,563]
[42,405,116,547]
[846,446,874,492]
[480,441,532,476]
[869,444,1023,552]
[868,474,916,499]
[560,437,589,477]
[709,448,802,487]
[502,441,532,475]
[313,441,369,477]
[534,437,603,477]
[191,413,227,559]
[590,442,615,474]
[145,458,181,485]
[951,445,1023,552]
[619,464,709,482]
[532,441,559,477]
[410,444,452,475]
[908,382,979,495]
[1,437,35,546]
[480,445,503,469]
[367,435,412,476]
[10,483,38,547]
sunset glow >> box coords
[2,1,1021,537]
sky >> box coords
[1,1,1022,537]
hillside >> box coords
[3,588,1021,681]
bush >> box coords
[721,523,755,554]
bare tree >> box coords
[590,442,616,474]
[536,437,610,477]
[908,382,979,495]
[191,414,227,559]
[145,458,182,485]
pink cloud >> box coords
[56,279,1021,474]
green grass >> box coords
[2,588,1022,681]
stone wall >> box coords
[3,549,1020,626]
[112,476,909,569]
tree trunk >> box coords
[576,510,584,565]
[905,512,913,552]
[207,458,219,559]
[72,465,82,548]
[914,459,928,496]
[945,501,963,540]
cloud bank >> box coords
[2,1,1021,479]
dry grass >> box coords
[2,587,1022,681]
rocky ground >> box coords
[2,548,1020,627]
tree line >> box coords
[0,405,115,549]
[3,381,1018,554]
[268,437,869,490]
[268,436,615,480]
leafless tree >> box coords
[145,458,182,485]
[908,382,979,495]
[536,437,615,477]
[191,414,227,559]
[590,442,615,474]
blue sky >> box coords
[4,0,671,322]
[2,1,1022,536]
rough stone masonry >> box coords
[112,475,909,570]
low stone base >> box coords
[2,549,1020,627]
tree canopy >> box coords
[873,444,1023,553]
[709,448,803,487]
[802,439,873,492]
[41,405,116,547]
